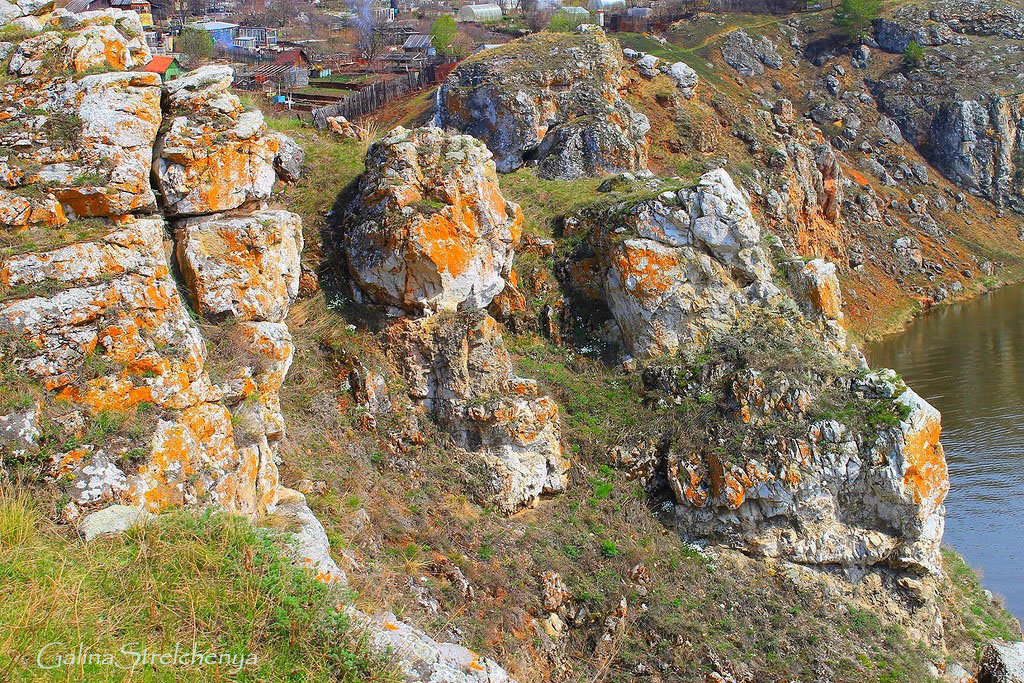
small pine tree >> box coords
[178,27,214,62]
[547,11,579,32]
[903,40,924,67]
[430,14,457,56]
[834,0,881,41]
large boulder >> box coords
[564,169,778,359]
[721,29,782,77]
[0,18,161,227]
[175,210,303,323]
[341,126,523,315]
[436,26,649,179]
[154,66,296,217]
[652,344,948,576]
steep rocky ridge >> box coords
[3,3,1024,682]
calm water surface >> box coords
[868,284,1024,619]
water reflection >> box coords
[868,285,1024,619]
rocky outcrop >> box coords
[154,66,296,217]
[385,312,568,514]
[661,363,947,576]
[175,210,303,323]
[720,29,783,77]
[341,127,522,315]
[867,2,1024,214]
[1,217,281,516]
[664,61,699,99]
[436,26,649,179]
[0,10,159,227]
[978,640,1024,683]
[0,9,303,522]
[338,127,567,513]
[563,169,779,359]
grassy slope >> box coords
[244,112,1020,680]
[0,488,396,682]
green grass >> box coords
[499,169,605,238]
[0,489,397,682]
[262,116,365,254]
[941,548,1022,663]
[507,333,657,455]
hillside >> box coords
[2,1,1024,682]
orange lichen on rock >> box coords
[343,127,521,314]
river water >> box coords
[867,284,1024,619]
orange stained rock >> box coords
[901,411,949,508]
[416,209,474,277]
[612,242,680,299]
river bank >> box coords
[868,282,1024,619]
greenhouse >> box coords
[456,3,503,22]
[586,0,626,11]
[561,5,590,18]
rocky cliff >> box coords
[0,10,304,520]
[868,0,1024,213]
[436,26,650,180]
[3,3,1024,682]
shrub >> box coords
[903,41,924,67]
[430,14,457,55]
[834,0,881,41]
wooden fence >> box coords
[311,62,452,127]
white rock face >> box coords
[78,504,156,542]
[665,61,699,98]
[342,127,522,315]
[385,312,568,514]
[358,610,514,683]
[271,489,347,585]
[175,210,303,323]
[978,640,1024,683]
[568,169,777,359]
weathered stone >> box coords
[341,126,522,315]
[564,169,777,358]
[665,61,699,98]
[721,29,782,77]
[270,488,346,585]
[437,27,649,179]
[78,504,156,542]
[978,640,1024,683]
[154,109,281,217]
[385,312,568,514]
[175,210,303,323]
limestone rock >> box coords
[78,504,156,541]
[978,640,1024,683]
[0,29,161,226]
[154,109,281,217]
[437,27,649,179]
[341,126,522,314]
[385,312,568,514]
[0,218,280,516]
[271,488,346,585]
[0,406,40,460]
[660,351,948,575]
[721,29,783,77]
[665,61,699,98]
[175,210,303,323]
[788,258,845,326]
[564,169,777,358]
[358,609,514,682]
